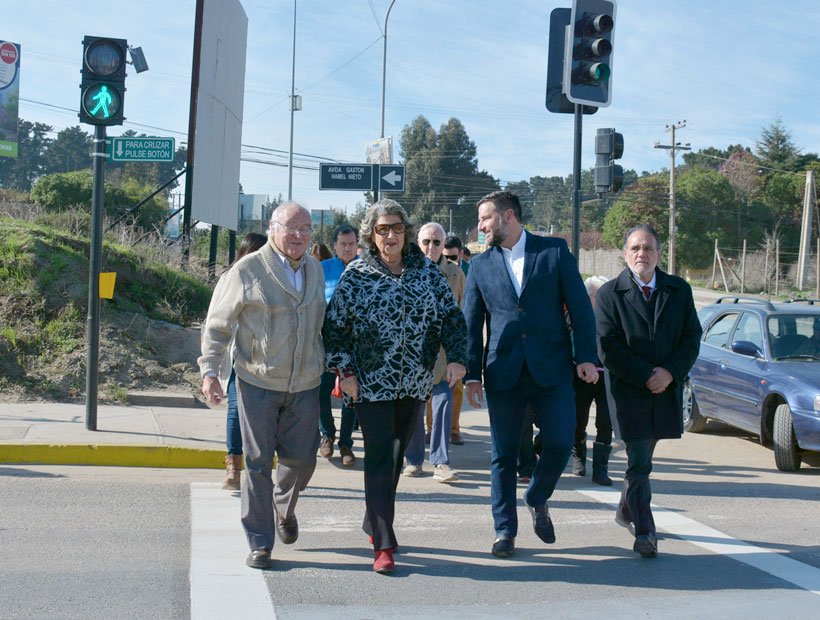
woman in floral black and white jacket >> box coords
[323,199,467,574]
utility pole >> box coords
[374,0,397,204]
[287,0,299,201]
[654,121,690,275]
[796,170,816,290]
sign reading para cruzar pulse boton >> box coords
[110,137,175,162]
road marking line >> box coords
[190,482,276,619]
[579,487,820,597]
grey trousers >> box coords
[236,377,320,551]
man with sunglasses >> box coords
[404,222,465,481]
[199,202,326,570]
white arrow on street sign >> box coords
[378,164,406,192]
[116,142,124,157]
[382,170,402,186]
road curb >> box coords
[0,444,225,469]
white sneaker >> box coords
[402,464,422,477]
[433,464,459,482]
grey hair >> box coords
[359,199,415,256]
[623,224,662,253]
[584,275,608,295]
[418,222,446,240]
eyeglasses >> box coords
[443,253,459,261]
[420,238,441,247]
[374,223,406,236]
[274,221,313,237]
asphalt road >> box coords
[2,415,818,620]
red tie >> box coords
[641,285,651,300]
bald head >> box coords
[269,201,313,260]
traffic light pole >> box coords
[571,104,583,258]
[85,125,107,431]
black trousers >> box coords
[354,397,423,551]
[617,438,658,536]
[573,374,613,445]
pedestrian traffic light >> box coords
[594,128,623,194]
[80,36,127,126]
[564,0,616,108]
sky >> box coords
[6,0,820,219]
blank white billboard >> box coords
[191,0,248,231]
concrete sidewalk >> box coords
[0,399,228,468]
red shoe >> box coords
[368,535,398,552]
[373,549,395,574]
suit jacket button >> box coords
[521,333,527,338]
[519,308,523,312]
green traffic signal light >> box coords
[82,83,122,120]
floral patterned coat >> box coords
[322,245,467,404]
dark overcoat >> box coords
[595,267,702,441]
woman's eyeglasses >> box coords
[374,223,406,235]
[420,238,441,247]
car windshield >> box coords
[767,314,820,360]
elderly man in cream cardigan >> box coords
[199,202,326,570]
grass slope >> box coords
[0,218,212,401]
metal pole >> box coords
[571,103,582,258]
[741,239,746,294]
[183,0,205,261]
[668,124,676,275]
[375,0,397,204]
[287,0,297,201]
[208,224,219,282]
[85,125,107,431]
[775,237,780,297]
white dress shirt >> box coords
[501,229,527,298]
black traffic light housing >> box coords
[594,128,624,194]
[546,8,597,115]
[565,0,616,108]
[80,36,127,126]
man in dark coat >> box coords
[595,224,702,558]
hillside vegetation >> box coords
[0,218,213,402]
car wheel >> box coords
[682,378,708,433]
[773,403,802,472]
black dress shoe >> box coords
[276,514,299,544]
[491,535,515,558]
[528,503,556,544]
[246,548,272,569]
[633,532,658,558]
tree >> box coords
[45,126,92,174]
[682,145,745,172]
[602,174,668,253]
[676,167,740,269]
[0,120,52,191]
[397,115,498,238]
[756,116,802,172]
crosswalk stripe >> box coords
[578,487,820,597]
[190,482,277,619]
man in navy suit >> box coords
[463,191,599,558]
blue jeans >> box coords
[406,381,453,467]
[486,366,575,538]
[318,371,356,449]
[226,370,243,455]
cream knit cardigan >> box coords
[198,240,326,393]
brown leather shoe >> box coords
[319,436,334,459]
[222,454,242,490]
[246,548,272,569]
[276,514,299,544]
[339,445,356,466]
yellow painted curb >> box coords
[0,444,225,469]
